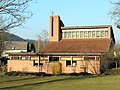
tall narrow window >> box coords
[68,31,72,38]
[88,31,91,38]
[101,31,105,37]
[80,31,83,38]
[64,31,67,38]
[105,31,108,38]
[92,31,95,38]
[51,17,54,37]
[72,31,76,38]
[84,31,88,38]
[76,31,79,38]
[96,31,100,37]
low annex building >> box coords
[2,41,28,57]
[8,16,115,74]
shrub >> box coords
[67,72,92,76]
[4,71,51,76]
[104,68,120,75]
[52,62,62,75]
[0,65,7,75]
[35,72,46,76]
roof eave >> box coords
[61,25,112,30]
[38,52,102,56]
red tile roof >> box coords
[41,38,111,53]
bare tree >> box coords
[35,30,49,52]
[0,0,34,55]
[110,1,120,28]
[0,0,33,31]
[114,44,120,68]
[0,31,9,55]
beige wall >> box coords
[8,59,100,74]
[8,60,54,74]
[8,60,39,73]
[60,60,100,74]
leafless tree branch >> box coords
[0,0,34,55]
[109,1,120,28]
[0,0,33,31]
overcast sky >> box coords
[11,0,120,43]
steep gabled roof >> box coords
[41,38,111,53]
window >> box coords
[68,31,72,38]
[76,31,79,38]
[105,31,108,38]
[21,56,29,60]
[72,61,77,66]
[80,31,83,38]
[33,60,38,66]
[51,18,54,36]
[64,32,67,38]
[49,57,59,62]
[96,31,100,37]
[84,31,88,38]
[33,60,43,66]
[11,47,15,50]
[72,31,76,38]
[11,56,19,60]
[66,60,77,66]
[88,31,91,38]
[62,29,108,39]
[66,60,71,66]
[101,31,105,37]
[92,31,96,38]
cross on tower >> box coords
[51,11,54,16]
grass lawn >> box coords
[0,74,120,90]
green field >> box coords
[0,74,120,90]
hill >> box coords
[8,33,26,41]
[0,32,35,42]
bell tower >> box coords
[50,16,64,41]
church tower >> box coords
[50,16,64,41]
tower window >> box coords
[51,17,54,37]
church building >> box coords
[40,16,115,74]
[8,16,115,74]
